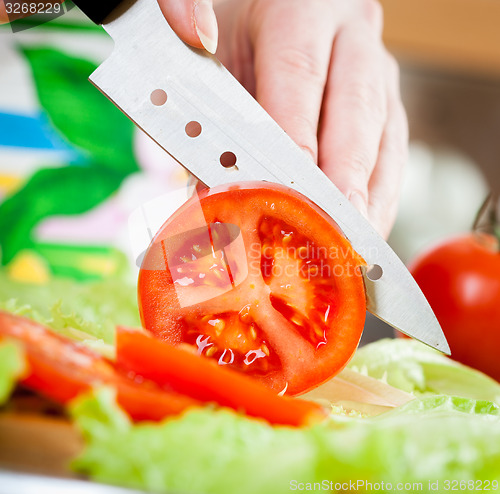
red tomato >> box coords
[0,311,200,421]
[116,327,326,427]
[138,182,367,395]
[408,234,500,382]
[0,311,325,426]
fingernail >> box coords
[194,0,218,55]
[348,191,369,219]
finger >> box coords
[251,0,345,162]
[157,0,218,54]
[367,54,409,239]
[318,20,388,217]
[359,0,384,36]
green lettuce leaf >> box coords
[0,270,140,355]
[349,338,500,405]
[0,341,26,405]
[70,389,500,494]
[2,272,500,491]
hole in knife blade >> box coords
[150,89,168,106]
[220,151,237,168]
[366,264,383,281]
[185,121,202,137]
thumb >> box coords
[157,0,218,54]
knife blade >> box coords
[72,0,450,354]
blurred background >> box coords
[363,0,499,341]
[0,0,498,340]
[382,0,498,261]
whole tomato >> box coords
[408,233,500,382]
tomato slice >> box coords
[115,327,326,427]
[0,311,200,422]
[138,182,366,395]
[0,311,325,426]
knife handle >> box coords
[72,0,123,24]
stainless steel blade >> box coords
[92,0,449,353]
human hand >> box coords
[159,0,408,239]
[0,0,408,239]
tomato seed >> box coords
[308,266,319,276]
[214,320,225,336]
[297,246,308,258]
[314,326,324,338]
[238,305,252,323]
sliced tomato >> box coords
[0,311,200,421]
[0,311,325,426]
[138,182,366,395]
[115,327,326,427]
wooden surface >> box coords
[0,413,82,478]
[380,0,500,78]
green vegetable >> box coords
[349,338,500,405]
[0,270,140,356]
[0,341,26,405]
[2,272,500,493]
[70,389,500,494]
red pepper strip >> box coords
[0,311,200,422]
[115,327,327,427]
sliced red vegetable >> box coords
[0,311,200,422]
[138,181,366,395]
[0,311,325,426]
[115,327,327,427]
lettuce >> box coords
[349,338,500,405]
[0,341,26,405]
[70,389,500,494]
[2,270,500,492]
[0,271,140,356]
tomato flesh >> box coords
[116,327,326,427]
[0,311,325,427]
[0,311,201,421]
[138,182,367,395]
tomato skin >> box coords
[0,311,201,421]
[0,311,325,426]
[408,234,500,382]
[138,181,366,396]
[116,327,326,427]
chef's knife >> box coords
[71,0,450,354]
